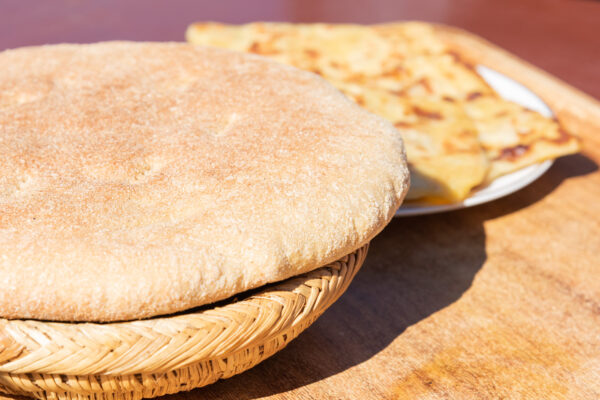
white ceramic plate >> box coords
[396,65,554,217]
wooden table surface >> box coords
[1,1,599,399]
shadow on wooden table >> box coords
[164,154,596,400]
[473,153,598,221]
[176,211,486,400]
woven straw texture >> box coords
[0,244,368,400]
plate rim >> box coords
[396,65,555,217]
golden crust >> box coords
[0,42,409,321]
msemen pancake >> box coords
[187,22,580,202]
[0,42,409,322]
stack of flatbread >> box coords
[186,22,580,203]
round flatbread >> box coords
[0,42,409,322]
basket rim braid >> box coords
[0,244,368,400]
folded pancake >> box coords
[0,42,409,322]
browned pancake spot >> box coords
[413,106,443,120]
[413,78,433,94]
[494,144,530,161]
[466,91,483,101]
[552,128,574,144]
[248,42,278,55]
[303,49,320,59]
[394,121,412,128]
[382,65,405,77]
[445,50,476,71]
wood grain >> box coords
[166,25,600,400]
[1,2,599,399]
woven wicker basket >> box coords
[0,244,368,400]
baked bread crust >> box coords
[0,42,409,322]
